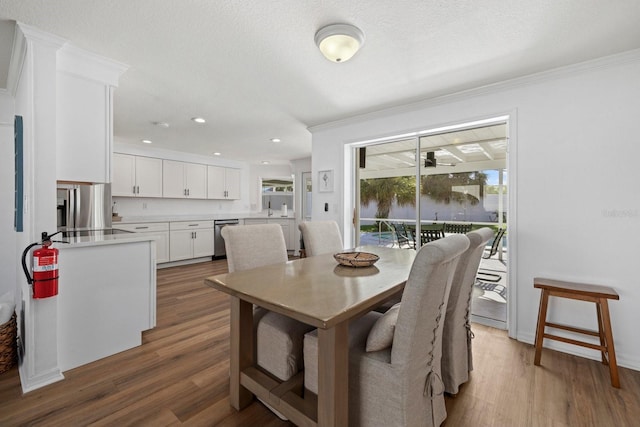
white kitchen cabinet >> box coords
[169,221,214,261]
[243,219,268,225]
[115,222,170,263]
[269,218,292,250]
[56,72,112,183]
[56,45,127,183]
[163,160,207,199]
[207,166,241,200]
[244,218,293,250]
[112,154,163,198]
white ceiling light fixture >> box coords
[191,117,206,123]
[315,23,365,63]
[213,152,221,156]
[270,138,281,143]
[141,139,152,144]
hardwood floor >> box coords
[1,259,639,426]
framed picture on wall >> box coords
[318,170,334,193]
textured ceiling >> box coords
[1,0,640,164]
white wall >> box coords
[13,24,66,391]
[310,50,640,371]
[0,93,16,299]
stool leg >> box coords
[534,289,550,366]
[595,302,607,365]
[599,299,620,388]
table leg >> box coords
[317,322,349,427]
[230,297,254,409]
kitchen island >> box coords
[56,232,157,371]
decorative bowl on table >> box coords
[333,251,379,268]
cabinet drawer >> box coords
[243,219,268,225]
[268,219,291,226]
[117,222,169,233]
[170,220,214,231]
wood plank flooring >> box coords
[1,259,639,426]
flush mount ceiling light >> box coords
[213,152,221,156]
[315,23,365,63]
[270,138,281,143]
[141,139,152,144]
[191,117,206,123]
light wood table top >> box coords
[204,245,416,427]
[205,245,416,329]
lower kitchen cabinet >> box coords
[169,221,214,261]
[244,218,293,250]
[116,222,170,263]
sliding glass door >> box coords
[354,119,509,327]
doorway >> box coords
[353,118,509,328]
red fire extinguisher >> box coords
[22,231,63,299]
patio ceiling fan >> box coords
[424,151,456,168]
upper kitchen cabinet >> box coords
[56,45,128,183]
[112,153,163,197]
[163,160,207,199]
[207,166,241,199]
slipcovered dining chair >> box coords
[221,224,314,417]
[441,227,494,395]
[303,234,470,427]
[298,220,343,256]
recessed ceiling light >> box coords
[270,138,281,143]
[153,121,169,128]
[213,152,221,156]
[261,161,270,165]
[192,117,206,123]
[141,139,152,144]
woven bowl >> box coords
[333,251,379,268]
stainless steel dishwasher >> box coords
[214,219,239,258]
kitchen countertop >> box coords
[117,213,296,224]
[57,232,158,248]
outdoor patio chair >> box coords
[478,227,506,282]
[444,223,473,234]
[390,222,415,249]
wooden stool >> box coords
[533,277,620,387]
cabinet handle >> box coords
[136,186,140,194]
[194,231,197,239]
[188,224,199,227]
[187,188,190,196]
[132,185,136,194]
[135,226,149,230]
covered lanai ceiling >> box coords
[1,1,639,164]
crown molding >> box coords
[309,48,640,134]
[5,22,68,96]
[58,44,128,87]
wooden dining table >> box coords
[204,245,416,427]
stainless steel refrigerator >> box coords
[57,183,112,230]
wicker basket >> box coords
[0,312,17,374]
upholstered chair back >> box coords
[298,221,343,256]
[441,227,495,394]
[222,223,287,272]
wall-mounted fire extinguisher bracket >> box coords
[22,231,64,299]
